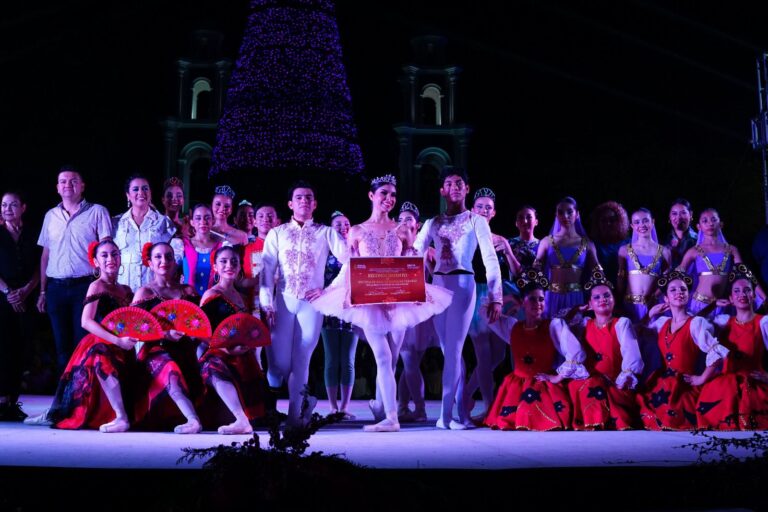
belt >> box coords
[628,270,659,277]
[48,276,93,286]
[624,294,651,305]
[699,271,728,277]
[549,282,582,294]
[692,292,715,304]
[434,270,473,276]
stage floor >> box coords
[0,394,756,471]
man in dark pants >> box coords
[35,166,112,375]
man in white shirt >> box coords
[36,166,113,374]
[260,181,348,426]
[414,167,502,429]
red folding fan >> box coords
[101,306,165,341]
[150,300,212,338]
[210,313,271,350]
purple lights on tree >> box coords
[210,0,364,178]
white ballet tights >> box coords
[96,374,129,432]
[265,293,323,424]
[433,274,476,426]
[398,346,426,414]
[464,325,507,417]
[364,328,406,421]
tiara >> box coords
[238,199,253,207]
[657,270,694,290]
[330,210,346,220]
[474,187,495,201]
[583,268,613,291]
[371,174,397,188]
[399,201,420,219]
[163,176,183,190]
[515,267,549,291]
[214,185,235,199]
[729,263,758,286]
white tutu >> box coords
[312,283,453,335]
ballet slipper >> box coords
[174,417,202,434]
[368,399,385,422]
[217,418,253,435]
[99,418,130,433]
[23,410,53,427]
[362,418,400,432]
[340,410,356,420]
[435,418,467,430]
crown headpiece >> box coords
[399,201,420,219]
[729,263,758,287]
[370,174,397,188]
[515,267,550,292]
[657,270,694,291]
[214,185,236,199]
[583,268,613,291]
[163,176,183,190]
[474,187,496,201]
[330,210,346,221]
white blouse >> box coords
[259,217,348,309]
[647,315,729,367]
[112,208,176,291]
[489,315,589,379]
[413,210,502,303]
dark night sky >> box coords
[3,0,768,255]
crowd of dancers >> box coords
[1,163,767,434]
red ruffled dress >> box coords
[50,293,136,430]
[568,317,643,430]
[638,316,729,430]
[697,314,768,430]
[132,293,203,430]
[198,295,269,429]
[485,317,588,431]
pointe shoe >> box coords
[368,399,385,422]
[436,418,467,430]
[174,418,202,434]
[23,410,53,427]
[302,396,318,423]
[99,418,130,433]
[217,419,253,435]
[363,418,400,432]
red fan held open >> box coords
[210,313,271,350]
[150,300,212,338]
[101,306,164,341]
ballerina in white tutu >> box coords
[311,174,452,432]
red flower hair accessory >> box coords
[141,242,154,267]
[87,241,100,268]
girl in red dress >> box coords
[638,270,729,430]
[132,242,202,433]
[697,264,768,430]
[199,246,269,434]
[484,269,588,431]
[563,270,644,430]
[25,240,137,432]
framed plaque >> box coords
[349,256,426,305]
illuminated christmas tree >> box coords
[210,0,364,178]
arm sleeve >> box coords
[690,316,730,367]
[327,227,349,265]
[614,317,644,389]
[550,318,589,379]
[258,229,279,310]
[95,205,113,240]
[474,216,503,303]
[487,315,518,343]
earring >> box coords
[118,265,125,276]
[93,268,101,279]
[127,200,132,209]
[238,270,245,280]
[213,272,220,284]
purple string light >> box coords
[210,0,364,177]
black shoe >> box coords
[0,402,28,422]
